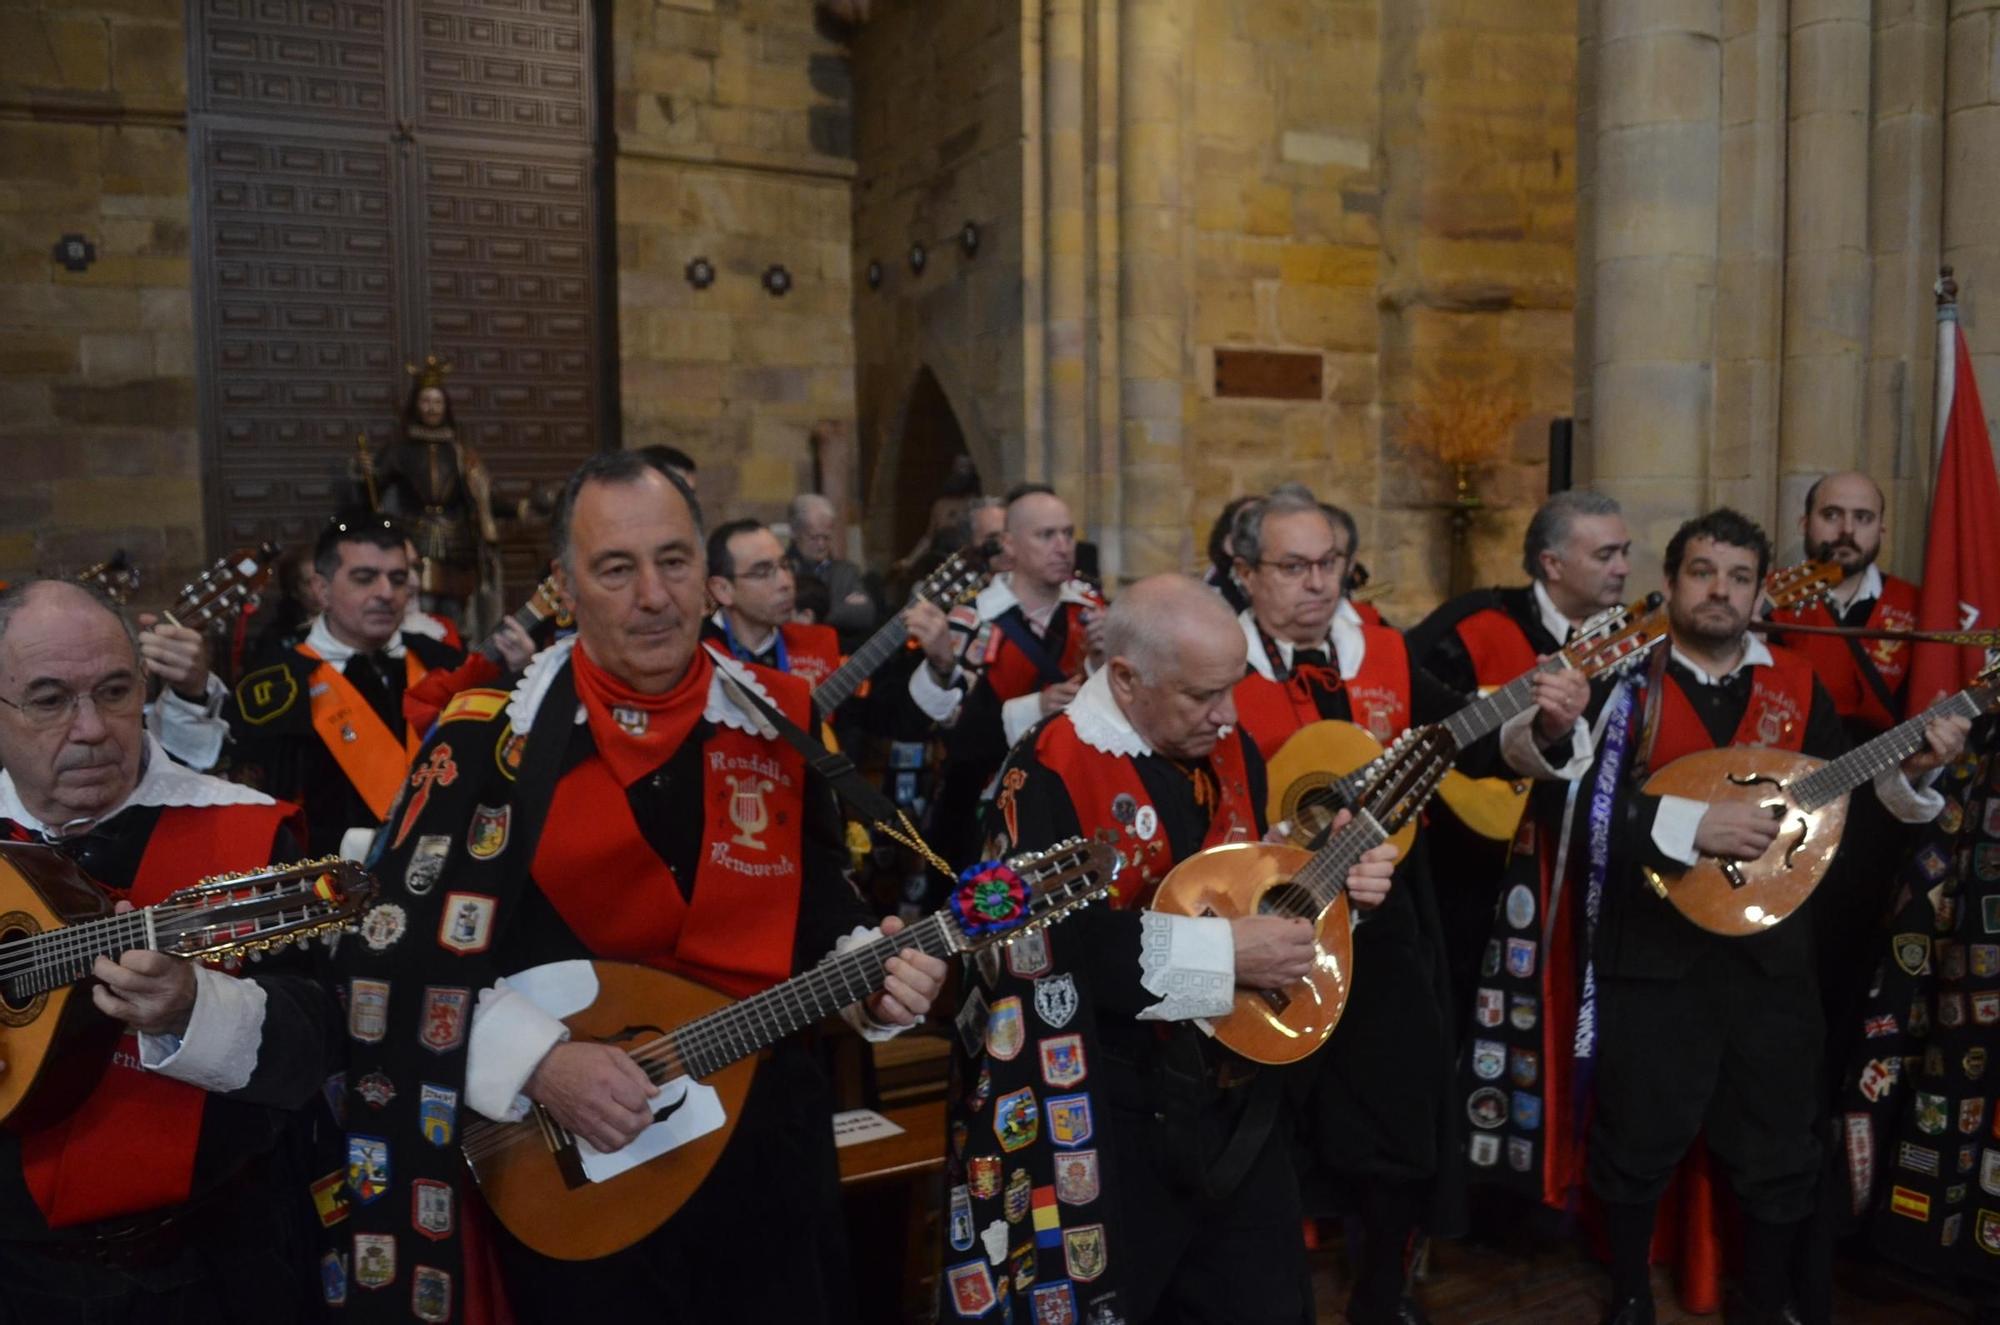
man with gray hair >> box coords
[946,573,1401,1324]
[1403,487,1631,1221]
[786,492,880,651]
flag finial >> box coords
[1936,265,1959,309]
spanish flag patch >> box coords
[438,688,509,725]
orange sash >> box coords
[297,645,427,820]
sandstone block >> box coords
[1275,284,1374,350]
[0,13,109,93]
[110,21,184,98]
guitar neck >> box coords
[1293,811,1392,913]
[663,913,959,1081]
[478,600,549,666]
[811,610,908,717]
[1439,662,1555,751]
[1789,682,1994,810]
[2,909,162,1002]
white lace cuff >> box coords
[909,662,966,723]
[1134,912,1236,1022]
[139,963,264,1093]
[466,981,571,1122]
[149,675,228,772]
[1873,766,1945,825]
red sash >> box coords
[1455,607,1542,691]
[780,622,843,689]
[1029,718,1257,907]
[1770,574,1918,730]
[18,801,288,1228]
[297,644,429,820]
[530,678,810,1000]
[981,597,1099,702]
[1232,622,1413,761]
[1649,646,1816,768]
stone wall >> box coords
[0,0,197,589]
[613,0,859,525]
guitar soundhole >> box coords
[0,912,47,1026]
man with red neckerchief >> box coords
[950,575,1400,1325]
[332,451,946,1325]
[1228,485,1591,1325]
[904,484,1105,873]
[0,580,335,1324]
[1586,509,1966,1325]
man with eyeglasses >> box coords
[700,518,843,690]
[165,515,474,857]
[1229,484,1591,1325]
[0,580,335,1323]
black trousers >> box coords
[496,1045,854,1325]
[1587,949,1823,1224]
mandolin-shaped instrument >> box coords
[0,849,373,1127]
[1265,560,1843,852]
[1641,657,2000,935]
[464,834,1116,1261]
[161,543,281,630]
[1151,726,1459,1064]
[810,537,999,718]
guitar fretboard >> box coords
[1789,682,1995,811]
[1289,809,1390,913]
[812,611,909,717]
[478,598,553,667]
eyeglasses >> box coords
[1255,553,1349,581]
[733,562,791,583]
[0,677,145,730]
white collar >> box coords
[1669,631,1775,686]
[1238,599,1365,682]
[1830,562,1884,611]
[0,734,274,838]
[972,573,1097,625]
[1065,667,1152,757]
[306,615,406,663]
[503,636,779,739]
[1530,581,1577,645]
[400,605,450,643]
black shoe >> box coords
[1346,1297,1432,1325]
[1599,1295,1656,1325]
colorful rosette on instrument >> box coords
[949,860,1031,938]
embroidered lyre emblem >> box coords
[726,774,774,849]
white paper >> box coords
[831,1107,906,1148]
[574,1075,727,1184]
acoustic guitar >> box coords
[464,834,1117,1261]
[474,575,565,668]
[74,551,139,605]
[161,543,281,630]
[0,848,373,1127]
[1265,560,1844,853]
[810,538,999,718]
[1150,726,1459,1064]
[1641,657,2000,935]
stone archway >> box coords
[865,363,986,569]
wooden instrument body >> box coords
[1267,719,1524,850]
[464,960,759,1262]
[0,845,123,1128]
[1149,842,1353,1065]
[1640,747,1845,936]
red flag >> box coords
[1908,320,2000,710]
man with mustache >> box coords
[0,580,334,1323]
[1587,509,1967,1325]
[191,516,473,856]
[1767,472,1919,740]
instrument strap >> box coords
[1199,1065,1284,1201]
[1840,630,1904,720]
[991,609,1073,688]
[1628,638,1672,785]
[710,659,956,880]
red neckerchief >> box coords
[571,642,714,788]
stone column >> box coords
[1777,0,1873,533]
[1584,0,1723,564]
[1941,0,2000,459]
[1116,0,1189,578]
[1042,0,1090,496]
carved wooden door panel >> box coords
[189,0,605,595]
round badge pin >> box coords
[1133,805,1158,842]
[1505,884,1536,930]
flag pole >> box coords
[1935,265,1958,459]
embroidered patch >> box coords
[1942,941,1968,981]
[969,1155,1002,1201]
[348,978,389,1043]
[1046,1093,1094,1148]
[235,664,300,725]
[945,1260,997,1317]
[1863,1013,1898,1038]
[411,1265,451,1322]
[995,1087,1039,1152]
[405,835,451,897]
[1505,937,1536,978]
[346,1135,390,1205]
[496,726,526,782]
[1972,944,2000,977]
[438,688,508,725]
[356,1071,396,1109]
[360,903,407,952]
[311,1169,350,1228]
[1471,1039,1505,1080]
[1505,884,1535,929]
[1961,1098,1987,1135]
[1900,1143,1941,1176]
[392,744,460,851]
[1944,1212,1964,1249]
[1982,1150,2000,1198]
[1970,1046,1991,1081]
[1844,1113,1874,1217]
[986,996,1026,1061]
[966,1061,993,1114]
[411,1179,453,1241]
[1011,1242,1036,1294]
[321,1249,348,1305]
[1031,1184,1061,1247]
[467,803,511,860]
[1509,1048,1539,1089]
[1468,1088,1507,1130]
[419,1083,458,1148]
[1916,1092,1949,1136]
[1040,1033,1087,1088]
[1468,1132,1499,1166]
[1055,1148,1100,1205]
[1005,1167,1033,1223]
[1891,1186,1931,1221]
[437,892,496,955]
[1940,993,1967,1029]
[1032,1280,1079,1325]
[1509,994,1538,1031]
[949,1184,974,1250]
[1034,974,1079,1029]
[1007,927,1054,979]
[1511,1092,1542,1131]
[1062,1224,1106,1282]
[1132,805,1158,842]
[1973,991,2000,1026]
[1507,1137,1534,1172]
[1474,988,1503,1028]
[419,986,470,1054]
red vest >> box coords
[1232,622,1413,762]
[530,668,811,1000]
[18,800,290,1228]
[1454,607,1542,691]
[981,595,1101,703]
[1770,574,1919,730]
[780,621,842,689]
[1647,646,1817,770]
[1025,717,1258,907]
